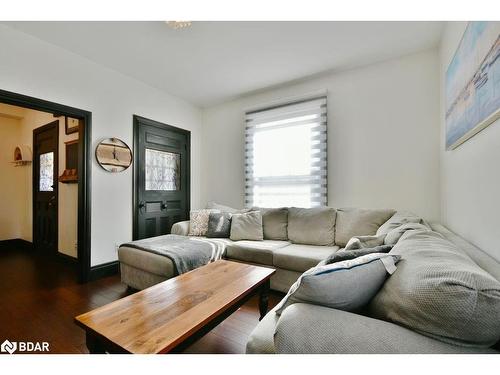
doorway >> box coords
[0,89,92,282]
[133,115,190,240]
[33,121,59,254]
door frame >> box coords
[0,89,92,282]
[33,120,60,254]
[132,115,191,240]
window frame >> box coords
[244,96,328,208]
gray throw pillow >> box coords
[288,207,336,246]
[275,253,400,315]
[252,207,288,240]
[335,208,396,247]
[206,212,232,238]
[325,245,393,264]
[230,211,264,241]
[369,229,500,348]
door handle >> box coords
[48,195,56,207]
[161,201,167,210]
[138,201,145,208]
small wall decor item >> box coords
[65,116,81,135]
[12,145,32,166]
[95,137,132,172]
[446,21,500,150]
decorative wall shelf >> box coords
[59,139,79,183]
[59,168,78,183]
[12,145,32,167]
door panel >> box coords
[134,116,190,240]
[33,121,59,253]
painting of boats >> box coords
[446,21,500,150]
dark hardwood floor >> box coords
[0,244,282,354]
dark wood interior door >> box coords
[33,121,59,253]
[133,116,190,240]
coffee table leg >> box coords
[86,331,106,354]
[259,279,270,321]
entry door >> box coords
[133,115,190,240]
[33,121,59,253]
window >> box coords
[245,96,327,208]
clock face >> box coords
[95,138,132,172]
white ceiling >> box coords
[3,21,444,107]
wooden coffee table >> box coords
[74,260,275,354]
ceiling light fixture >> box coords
[166,21,192,30]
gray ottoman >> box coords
[118,246,176,290]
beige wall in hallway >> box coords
[0,104,78,257]
[0,114,24,240]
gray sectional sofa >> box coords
[119,207,395,292]
[118,206,500,354]
[247,222,500,354]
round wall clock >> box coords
[95,138,132,172]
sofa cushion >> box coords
[287,207,336,246]
[253,207,288,240]
[274,304,497,354]
[369,229,500,348]
[273,244,339,273]
[275,253,400,315]
[206,212,232,238]
[246,305,280,354]
[335,208,395,247]
[230,211,264,241]
[225,240,290,266]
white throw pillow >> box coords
[275,253,401,315]
[188,209,219,236]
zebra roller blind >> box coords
[245,96,327,208]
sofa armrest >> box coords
[275,303,497,354]
[171,220,190,236]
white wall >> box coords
[440,22,500,262]
[0,115,24,240]
[201,49,441,221]
[0,25,203,266]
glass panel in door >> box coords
[145,148,181,191]
[39,152,54,192]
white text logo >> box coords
[1,339,49,354]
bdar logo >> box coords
[1,340,17,354]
